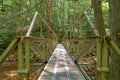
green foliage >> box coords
[0,28,15,49]
[83,22,90,30]
[3,0,12,6]
[102,2,109,21]
[0,5,5,13]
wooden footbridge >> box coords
[0,11,120,80]
[37,44,86,80]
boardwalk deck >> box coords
[37,44,86,80]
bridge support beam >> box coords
[18,37,30,80]
[96,37,109,80]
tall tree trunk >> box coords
[46,0,50,38]
[92,0,106,36]
[108,0,120,80]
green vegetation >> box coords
[0,0,110,51]
[1,0,120,80]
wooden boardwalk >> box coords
[37,44,86,80]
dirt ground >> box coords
[0,61,44,80]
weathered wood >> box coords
[26,36,54,42]
[24,38,30,69]
[29,41,45,62]
[18,37,24,80]
[26,11,38,37]
[106,36,120,56]
[24,38,30,80]
[0,37,19,65]
[101,38,109,80]
[96,37,102,80]
[37,44,86,80]
[96,37,109,80]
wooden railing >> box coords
[0,11,58,80]
[63,11,120,80]
[84,11,120,80]
[63,36,120,80]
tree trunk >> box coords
[46,0,50,38]
[108,0,120,80]
[92,0,106,36]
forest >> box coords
[0,0,120,80]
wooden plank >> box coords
[37,44,86,80]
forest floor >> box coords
[0,56,96,80]
[79,56,96,80]
[0,61,44,80]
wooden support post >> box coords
[24,38,30,80]
[101,37,109,80]
[18,37,24,80]
[96,37,109,80]
[96,37,102,80]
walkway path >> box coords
[37,44,86,80]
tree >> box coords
[46,0,50,38]
[108,0,120,80]
[92,0,106,36]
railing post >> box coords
[96,37,109,80]
[96,37,102,80]
[24,38,30,80]
[101,37,109,80]
[18,37,24,80]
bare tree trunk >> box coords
[46,0,50,38]
[108,0,120,80]
[92,0,106,36]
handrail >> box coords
[84,11,100,36]
[26,11,38,37]
[62,11,100,40]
